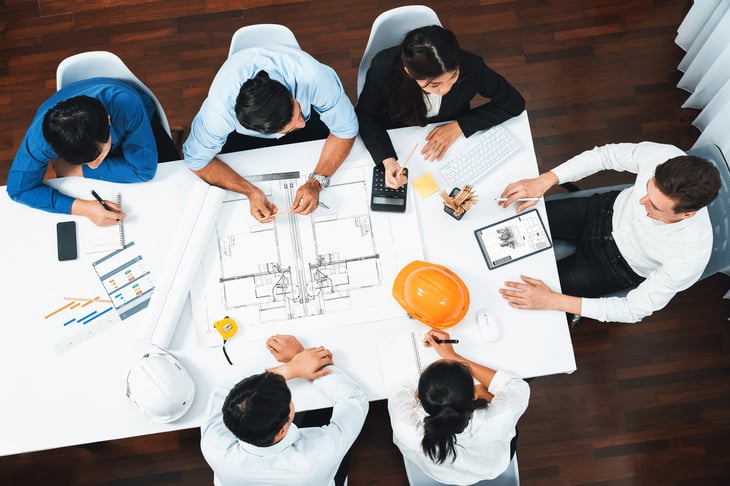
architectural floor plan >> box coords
[192,166,422,345]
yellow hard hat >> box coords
[392,260,470,329]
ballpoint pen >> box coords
[495,197,541,202]
[91,190,113,211]
[433,337,459,344]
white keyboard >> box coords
[440,125,519,188]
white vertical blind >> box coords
[675,0,730,154]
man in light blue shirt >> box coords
[200,334,368,486]
[183,45,359,222]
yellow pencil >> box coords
[398,143,418,178]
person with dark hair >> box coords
[200,334,368,485]
[498,142,722,323]
[7,77,179,225]
[356,25,525,188]
[183,45,358,222]
[388,329,529,484]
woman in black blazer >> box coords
[356,25,525,188]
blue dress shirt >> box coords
[7,77,158,214]
[200,366,368,486]
[183,45,358,170]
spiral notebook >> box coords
[87,193,126,253]
[377,331,441,391]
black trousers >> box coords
[150,113,180,162]
[220,110,330,153]
[293,407,350,486]
[547,191,645,297]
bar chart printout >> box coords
[43,296,119,355]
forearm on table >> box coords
[310,135,355,176]
[192,157,258,196]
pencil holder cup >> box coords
[444,187,472,220]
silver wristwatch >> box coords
[308,172,330,188]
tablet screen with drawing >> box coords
[474,209,552,269]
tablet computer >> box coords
[474,209,552,269]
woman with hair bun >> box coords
[388,328,529,484]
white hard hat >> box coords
[126,348,195,423]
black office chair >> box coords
[545,144,730,300]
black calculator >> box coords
[370,165,408,213]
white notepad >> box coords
[377,331,442,391]
[86,193,125,253]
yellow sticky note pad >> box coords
[412,172,440,199]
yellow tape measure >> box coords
[214,316,238,341]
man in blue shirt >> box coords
[200,334,368,485]
[7,77,179,226]
[183,45,359,222]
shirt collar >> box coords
[239,423,300,456]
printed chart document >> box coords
[191,165,424,346]
[92,242,154,320]
[376,332,441,391]
[474,209,552,269]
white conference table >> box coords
[0,111,575,456]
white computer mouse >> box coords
[476,309,501,342]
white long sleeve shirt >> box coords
[388,371,529,485]
[551,142,713,323]
[200,366,368,486]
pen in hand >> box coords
[91,190,113,211]
[433,337,459,344]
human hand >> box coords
[499,275,559,310]
[247,186,277,222]
[71,199,125,227]
[383,158,408,189]
[279,346,333,380]
[51,158,84,178]
[498,172,557,212]
[290,179,321,215]
[424,329,459,360]
[422,122,462,161]
[266,334,305,363]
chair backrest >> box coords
[402,454,519,486]
[228,24,300,58]
[357,5,442,96]
[56,51,171,136]
[686,144,730,279]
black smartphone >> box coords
[370,165,408,213]
[56,221,78,261]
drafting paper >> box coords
[191,166,424,346]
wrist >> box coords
[267,363,293,381]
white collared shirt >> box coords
[388,371,529,485]
[200,366,368,486]
[551,142,713,323]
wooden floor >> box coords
[1,0,729,484]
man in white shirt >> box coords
[200,335,368,486]
[497,142,721,323]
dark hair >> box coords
[235,70,294,134]
[388,25,460,126]
[654,155,721,213]
[418,360,487,464]
[222,372,292,447]
[42,95,110,164]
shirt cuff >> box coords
[487,370,516,395]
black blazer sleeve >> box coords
[355,47,402,166]
[449,51,525,137]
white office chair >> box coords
[402,455,520,486]
[56,51,172,137]
[546,143,730,298]
[357,5,442,96]
[228,23,300,58]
